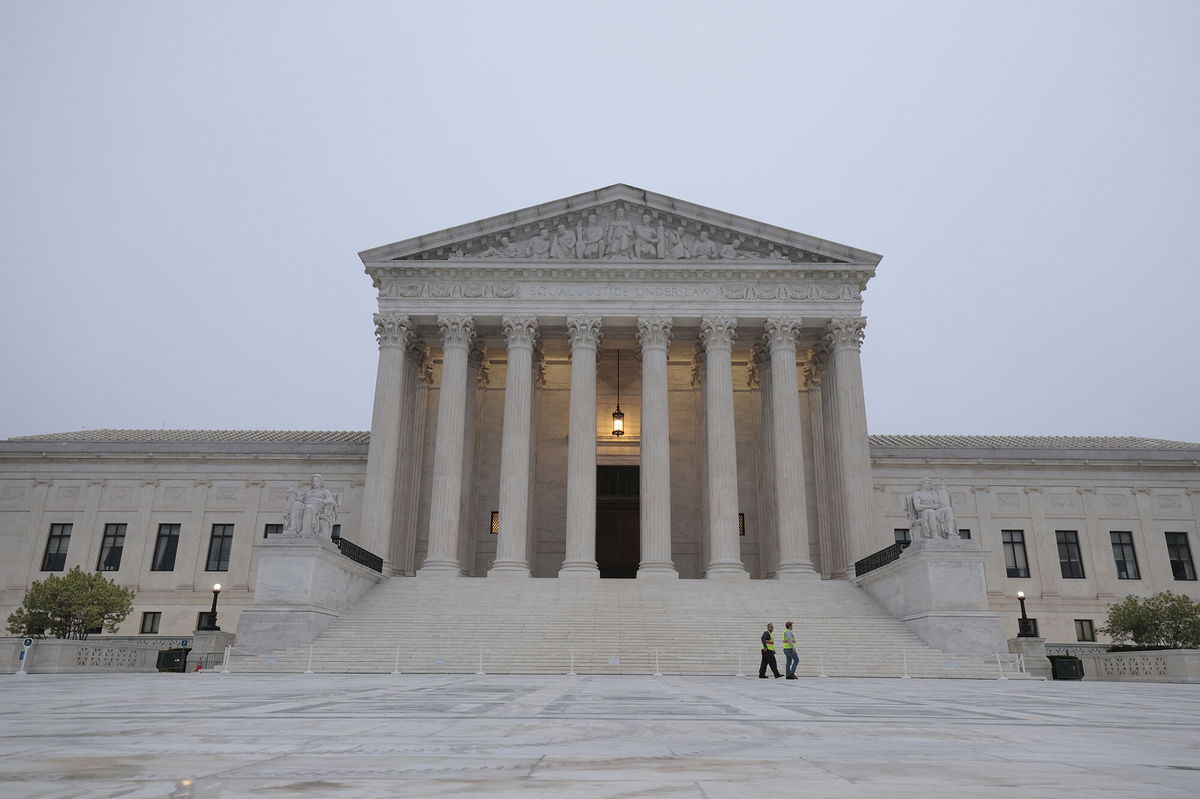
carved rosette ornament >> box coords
[437,315,476,349]
[566,316,603,353]
[823,317,866,352]
[763,318,802,352]
[636,317,673,352]
[698,317,737,352]
[374,313,413,348]
[502,316,539,349]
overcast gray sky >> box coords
[3,1,1198,442]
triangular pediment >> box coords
[359,184,881,266]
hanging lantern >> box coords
[612,349,625,437]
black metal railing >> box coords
[331,532,384,573]
[854,540,911,577]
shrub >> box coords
[6,567,135,640]
[1099,591,1200,650]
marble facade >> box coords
[0,185,1198,649]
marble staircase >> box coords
[230,576,1027,678]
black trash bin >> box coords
[1048,655,1084,680]
[156,647,191,672]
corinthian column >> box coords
[823,317,875,573]
[418,315,475,576]
[360,313,413,570]
[764,318,816,577]
[559,316,602,577]
[489,316,539,577]
[636,317,677,578]
[700,317,748,578]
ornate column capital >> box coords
[566,316,602,352]
[824,317,866,352]
[374,313,414,348]
[437,315,476,349]
[699,317,737,351]
[970,485,991,494]
[636,317,673,352]
[763,317,801,351]
[1077,486,1095,494]
[502,316,539,349]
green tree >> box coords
[6,567,135,640]
[1100,591,1200,649]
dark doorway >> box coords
[596,466,640,579]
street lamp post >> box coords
[1016,590,1037,637]
[201,583,222,631]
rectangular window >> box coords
[1003,532,1032,575]
[41,523,72,571]
[1056,530,1086,579]
[958,529,972,540]
[263,523,282,539]
[140,611,161,634]
[1002,530,1030,578]
[331,524,341,539]
[1110,531,1141,579]
[206,524,234,571]
[1166,532,1197,581]
[894,528,911,544]
[490,511,499,534]
[738,513,746,537]
[96,523,126,571]
[1075,619,1096,642]
[151,524,180,571]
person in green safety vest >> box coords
[782,620,799,679]
[759,623,782,678]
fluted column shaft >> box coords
[765,319,816,577]
[419,315,475,576]
[560,317,601,577]
[824,317,874,573]
[637,317,677,577]
[489,317,538,576]
[700,318,748,578]
[360,313,412,570]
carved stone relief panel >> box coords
[396,202,846,264]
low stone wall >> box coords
[2,638,159,674]
[1090,649,1200,683]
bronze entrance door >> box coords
[596,466,640,579]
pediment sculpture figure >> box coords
[606,206,634,258]
[527,228,551,259]
[904,478,958,538]
[579,213,606,259]
[689,229,719,260]
[550,224,578,259]
[665,226,689,259]
[632,213,663,259]
[282,474,341,538]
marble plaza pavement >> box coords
[2,673,1198,798]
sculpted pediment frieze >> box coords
[360,184,882,268]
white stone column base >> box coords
[704,565,750,580]
[558,562,600,578]
[774,566,820,580]
[637,565,679,579]
[487,562,531,578]
[415,562,463,577]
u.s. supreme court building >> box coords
[2,185,1198,674]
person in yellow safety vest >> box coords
[782,620,799,679]
[759,623,782,678]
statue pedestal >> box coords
[1008,636,1054,679]
[187,629,236,670]
[855,537,1007,656]
[235,536,385,652]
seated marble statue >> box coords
[905,478,958,538]
[282,474,341,538]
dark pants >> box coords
[759,649,780,677]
